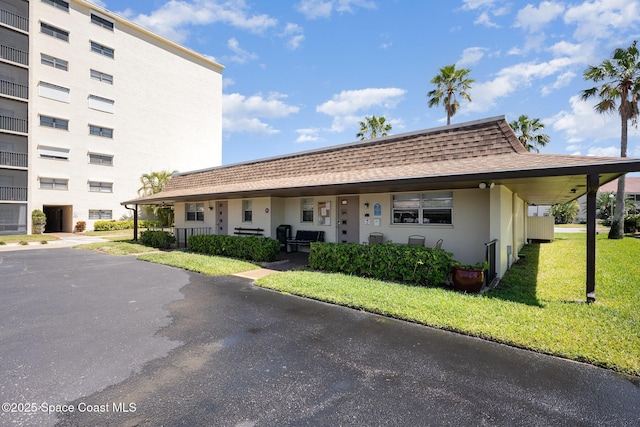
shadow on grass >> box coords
[486,243,543,307]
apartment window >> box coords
[38,82,70,103]
[88,95,114,113]
[40,115,68,130]
[89,181,113,193]
[242,200,252,222]
[38,146,69,160]
[91,13,114,31]
[185,203,204,221]
[89,209,112,220]
[392,192,453,225]
[40,22,69,41]
[89,125,113,138]
[88,153,113,166]
[90,69,113,85]
[40,177,68,190]
[41,53,68,71]
[90,41,114,58]
[301,198,314,223]
[42,0,69,11]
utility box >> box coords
[276,225,292,251]
[527,216,555,242]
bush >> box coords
[32,209,46,234]
[188,234,280,262]
[624,214,640,233]
[140,230,176,249]
[308,242,455,286]
[74,221,86,233]
[93,219,162,231]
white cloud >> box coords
[514,1,564,33]
[316,87,406,132]
[123,0,277,43]
[281,23,305,50]
[295,128,323,143]
[541,70,576,95]
[474,11,499,28]
[457,47,488,66]
[223,92,300,135]
[460,0,499,11]
[548,95,623,145]
[296,0,375,19]
[564,0,640,41]
[221,38,259,64]
[587,146,621,157]
[87,0,107,7]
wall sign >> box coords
[373,203,382,217]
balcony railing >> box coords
[0,79,28,99]
[0,44,28,66]
[0,186,27,201]
[0,115,28,133]
[0,150,27,168]
[0,8,29,32]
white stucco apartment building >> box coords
[0,0,223,234]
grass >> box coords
[74,240,159,255]
[0,234,58,244]
[254,233,640,376]
[137,251,259,275]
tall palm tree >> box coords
[427,64,474,125]
[356,115,392,140]
[138,170,177,227]
[581,40,640,239]
[509,115,550,153]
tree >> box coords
[550,200,580,224]
[138,170,177,227]
[581,40,640,239]
[427,64,474,125]
[356,115,392,140]
[509,115,550,153]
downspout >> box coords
[511,192,518,267]
[124,204,138,241]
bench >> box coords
[286,230,324,253]
[234,227,264,236]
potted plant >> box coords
[452,261,487,293]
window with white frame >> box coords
[38,82,70,103]
[42,0,69,11]
[88,181,113,193]
[185,203,204,221]
[90,69,113,84]
[40,22,68,41]
[88,95,114,113]
[41,53,68,71]
[242,200,252,222]
[90,41,114,58]
[90,13,114,31]
[89,124,113,138]
[39,177,68,190]
[301,198,314,223]
[40,115,68,130]
[88,153,113,166]
[38,146,69,160]
[89,209,112,220]
[392,192,453,225]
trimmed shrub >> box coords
[32,209,46,234]
[93,219,160,231]
[624,214,640,233]
[140,230,176,249]
[74,221,86,233]
[188,234,280,262]
[308,242,455,286]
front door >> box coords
[217,201,228,235]
[337,196,359,243]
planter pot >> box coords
[452,267,484,293]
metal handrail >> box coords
[484,239,499,288]
[0,186,27,201]
[0,115,28,133]
[0,44,29,66]
[0,9,29,32]
[0,79,28,99]
[0,150,28,167]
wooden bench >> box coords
[234,227,264,236]
[286,230,324,253]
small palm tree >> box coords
[138,170,177,227]
[356,115,392,140]
[581,40,640,239]
[509,115,550,153]
[427,64,474,125]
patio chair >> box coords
[368,232,384,244]
[408,235,426,246]
[434,238,443,249]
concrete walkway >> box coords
[0,232,110,251]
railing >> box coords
[0,150,27,167]
[149,226,213,248]
[0,115,28,133]
[0,8,29,32]
[0,44,28,66]
[485,239,499,288]
[0,80,28,99]
[0,186,27,201]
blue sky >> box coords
[94,0,640,166]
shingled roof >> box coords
[123,116,640,206]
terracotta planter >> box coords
[452,267,484,293]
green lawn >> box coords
[0,234,58,244]
[74,240,159,255]
[137,251,259,275]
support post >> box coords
[124,204,139,241]
[586,174,599,303]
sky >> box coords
[92,0,640,167]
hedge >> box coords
[140,230,176,249]
[188,234,280,262]
[308,242,455,286]
[93,219,161,231]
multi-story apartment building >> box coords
[0,0,223,234]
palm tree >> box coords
[581,40,640,239]
[427,64,474,125]
[138,170,177,227]
[356,115,392,140]
[509,115,550,153]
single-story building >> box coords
[123,116,640,300]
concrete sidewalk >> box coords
[0,232,109,251]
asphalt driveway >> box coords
[0,248,638,426]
